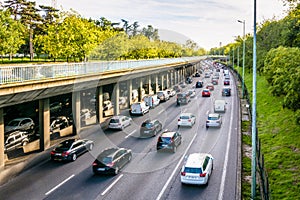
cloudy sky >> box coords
[34,0,288,49]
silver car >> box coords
[5,117,35,133]
[206,113,222,128]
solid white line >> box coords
[156,129,198,200]
[218,90,234,200]
[125,130,136,138]
[158,110,164,115]
[45,174,75,196]
[101,174,124,196]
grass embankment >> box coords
[242,70,300,199]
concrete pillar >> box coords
[0,108,4,168]
[139,78,143,101]
[39,98,50,151]
[72,91,80,134]
[127,79,132,108]
[147,76,152,94]
[154,75,158,93]
[160,74,164,90]
[166,73,169,89]
[98,86,103,123]
[113,83,120,115]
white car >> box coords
[178,113,196,128]
[166,89,176,97]
[181,153,214,185]
[108,115,132,130]
[187,89,196,98]
[206,113,222,128]
[130,102,150,115]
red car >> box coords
[224,79,230,85]
[206,83,214,91]
[202,89,211,97]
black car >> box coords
[194,72,201,77]
[156,131,182,153]
[176,92,190,105]
[51,138,94,162]
[186,77,193,84]
[222,87,231,96]
[140,119,163,137]
[92,147,132,175]
[195,80,203,88]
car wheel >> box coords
[114,167,119,175]
[89,143,94,151]
[206,125,209,129]
[173,146,177,153]
[71,154,77,161]
[30,125,34,130]
[22,141,28,146]
[121,126,124,131]
[128,154,132,162]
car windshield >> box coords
[184,167,202,174]
[177,94,186,98]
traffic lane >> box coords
[163,72,239,200]
[0,150,98,200]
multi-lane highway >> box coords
[0,70,240,200]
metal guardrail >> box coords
[0,57,204,85]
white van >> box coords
[130,102,150,115]
[143,95,160,108]
[214,100,226,113]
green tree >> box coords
[0,9,25,60]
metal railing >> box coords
[0,57,204,85]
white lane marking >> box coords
[101,174,124,196]
[45,174,75,196]
[125,130,136,138]
[206,110,210,115]
[218,87,234,200]
[158,110,164,115]
[156,129,198,200]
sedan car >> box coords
[92,147,132,175]
[206,113,222,128]
[224,79,230,85]
[178,113,196,128]
[140,119,162,137]
[108,115,132,130]
[206,83,214,91]
[50,138,94,162]
[222,87,231,96]
[195,80,203,88]
[202,89,211,97]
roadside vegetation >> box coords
[0,0,205,63]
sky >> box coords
[34,0,288,50]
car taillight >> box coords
[92,162,98,166]
[62,152,69,157]
[50,151,55,155]
[181,172,186,176]
[118,123,121,125]
[200,173,206,177]
[188,119,191,122]
[107,162,115,167]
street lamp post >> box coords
[238,19,246,98]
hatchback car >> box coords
[5,117,35,134]
[92,147,132,175]
[178,113,196,128]
[222,87,231,96]
[206,113,222,128]
[195,80,203,88]
[186,77,193,84]
[176,92,191,105]
[157,91,170,102]
[187,89,196,98]
[202,89,211,97]
[211,78,218,85]
[180,153,214,185]
[165,89,176,97]
[50,138,94,162]
[143,95,160,108]
[206,83,214,91]
[140,119,163,137]
[156,131,182,153]
[224,79,230,85]
[108,115,132,130]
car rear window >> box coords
[141,123,153,128]
[180,115,190,119]
[110,119,119,123]
[100,156,113,164]
[184,167,202,174]
[208,116,219,120]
